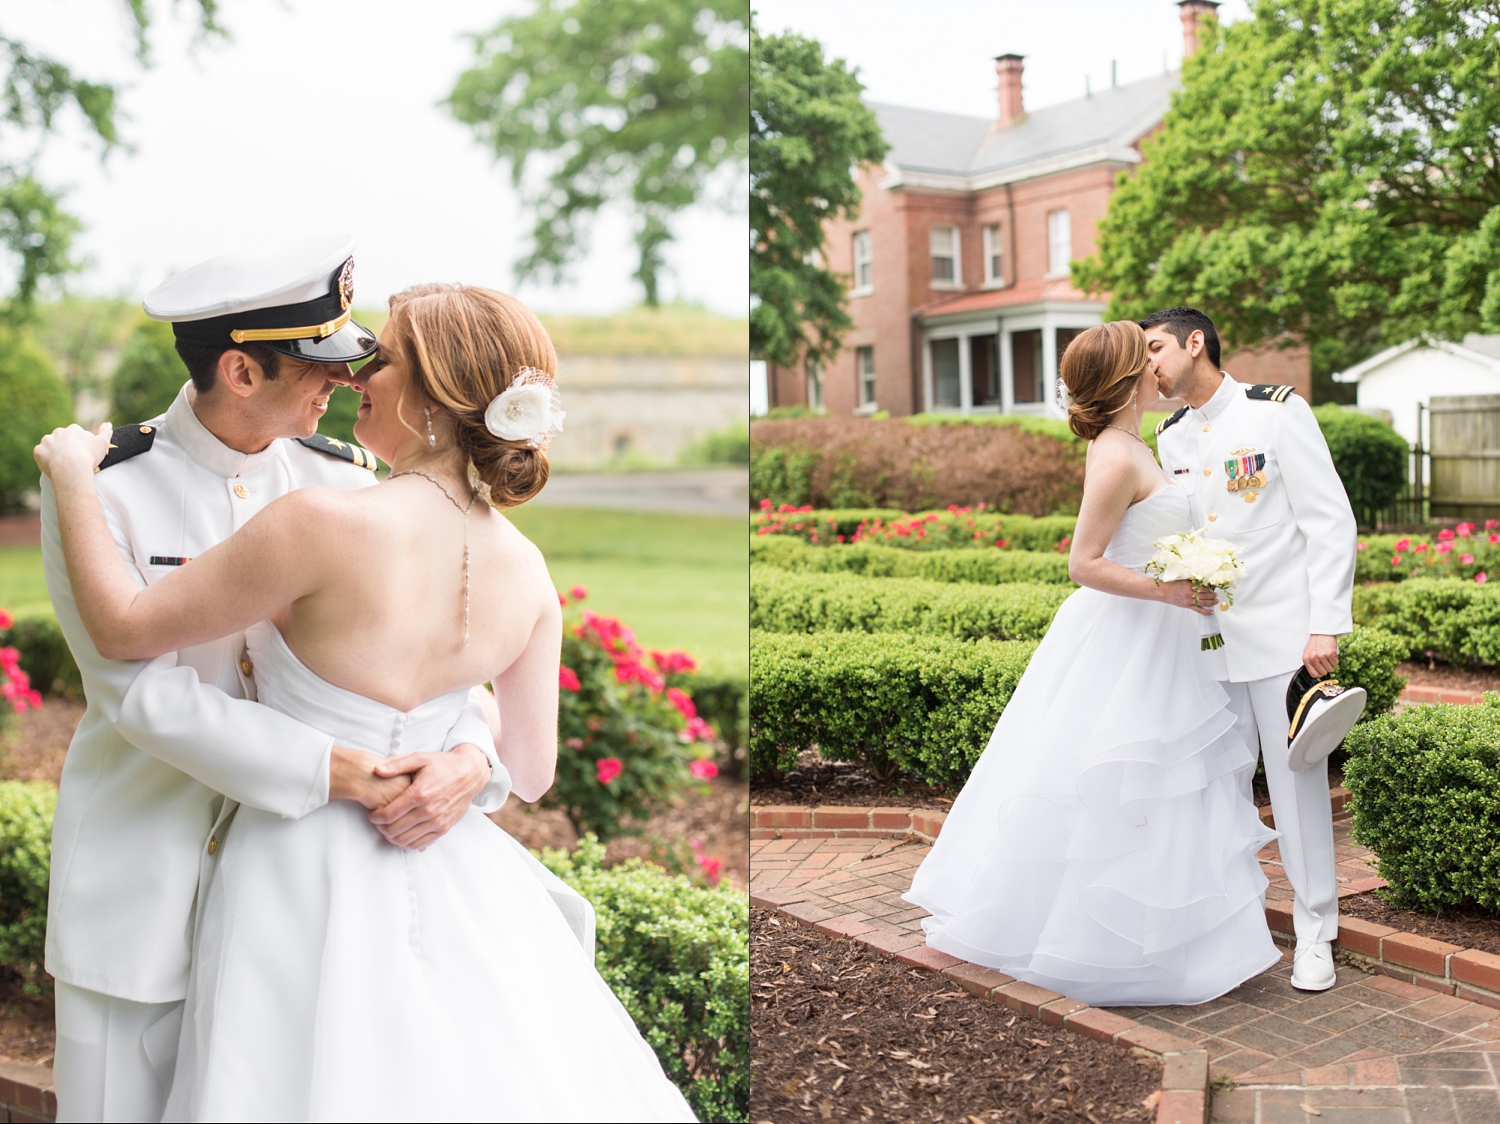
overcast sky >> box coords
[752,0,1251,120]
[0,0,747,316]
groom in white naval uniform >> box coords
[42,238,512,1122]
[1145,306,1357,993]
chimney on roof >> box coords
[995,53,1024,127]
[1178,1,1220,57]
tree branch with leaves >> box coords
[749,23,886,371]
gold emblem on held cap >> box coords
[337,257,355,312]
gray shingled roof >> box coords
[870,71,1179,178]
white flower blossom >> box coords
[1146,528,1246,603]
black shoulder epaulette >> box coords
[96,423,158,472]
[1155,407,1189,437]
[1246,384,1296,403]
[296,433,379,470]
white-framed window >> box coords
[856,346,876,409]
[930,225,960,285]
[982,224,1003,286]
[930,338,960,408]
[805,357,823,411]
[852,231,873,292]
[1047,210,1072,276]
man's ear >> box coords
[217,349,263,399]
[1186,330,1205,359]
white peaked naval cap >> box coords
[143,234,378,364]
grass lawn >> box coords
[506,505,747,678]
[0,508,748,677]
[0,547,51,620]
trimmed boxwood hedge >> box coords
[751,535,1074,585]
[751,627,1407,787]
[752,570,1071,642]
[1343,697,1500,912]
[1352,578,1500,666]
[750,630,1038,783]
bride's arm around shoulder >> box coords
[35,422,341,661]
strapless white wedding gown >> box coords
[904,486,1279,1006]
[163,622,696,1123]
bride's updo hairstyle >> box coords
[1059,320,1149,441]
[384,283,556,508]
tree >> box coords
[109,318,187,423]
[0,335,71,511]
[0,3,223,324]
[447,0,749,307]
[1073,0,1500,401]
[749,24,886,370]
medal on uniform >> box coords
[1225,452,1266,493]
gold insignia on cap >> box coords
[337,257,354,312]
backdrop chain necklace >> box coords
[390,469,476,648]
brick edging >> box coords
[753,894,1208,1124]
[0,1059,56,1122]
[1265,901,1500,1011]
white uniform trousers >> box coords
[54,981,182,1123]
[1222,671,1340,944]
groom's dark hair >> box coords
[174,342,283,395]
[1138,306,1221,369]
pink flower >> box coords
[1395,538,1410,552]
[564,737,584,749]
[759,498,772,511]
[689,759,718,779]
[666,686,697,719]
[1357,542,1368,552]
[595,757,623,784]
[1479,572,1490,584]
[695,853,723,885]
[1438,542,1453,555]
[650,649,699,675]
[1490,534,1499,544]
[684,716,714,742]
[558,666,581,692]
[1416,543,1429,553]
[1459,523,1474,537]
[1488,520,1498,530]
[1439,528,1456,541]
[557,591,568,606]
[570,584,588,601]
[0,609,12,630]
[1391,556,1402,566]
[1057,537,1071,552]
[1462,554,1475,565]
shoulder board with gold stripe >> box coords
[1246,384,1296,403]
[1155,406,1189,436]
[295,434,379,470]
[96,423,158,472]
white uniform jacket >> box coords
[43,386,505,1005]
[1156,375,1357,683]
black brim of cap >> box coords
[258,319,378,363]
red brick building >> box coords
[766,1,1310,416]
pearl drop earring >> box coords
[425,406,436,448]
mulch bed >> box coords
[1399,660,1500,695]
[751,751,956,811]
[0,971,54,1065]
[1340,891,1500,956]
[750,909,1160,1123]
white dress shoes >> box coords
[1291,938,1337,991]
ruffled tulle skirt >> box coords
[904,586,1280,1007]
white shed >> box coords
[1332,334,1500,446]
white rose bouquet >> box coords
[1145,529,1246,651]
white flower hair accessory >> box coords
[484,366,565,450]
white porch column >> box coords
[999,325,1015,415]
[1041,319,1060,418]
[920,338,932,413]
[958,333,973,415]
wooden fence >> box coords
[1429,395,1500,522]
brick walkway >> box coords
[751,818,1500,1121]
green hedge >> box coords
[751,535,1075,585]
[750,627,1405,787]
[1,614,80,698]
[1312,406,1410,530]
[1343,697,1500,912]
[0,781,55,991]
[752,570,1071,642]
[753,508,1076,551]
[539,837,748,1123]
[1352,578,1500,666]
[749,630,1035,784]
[679,669,748,777]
